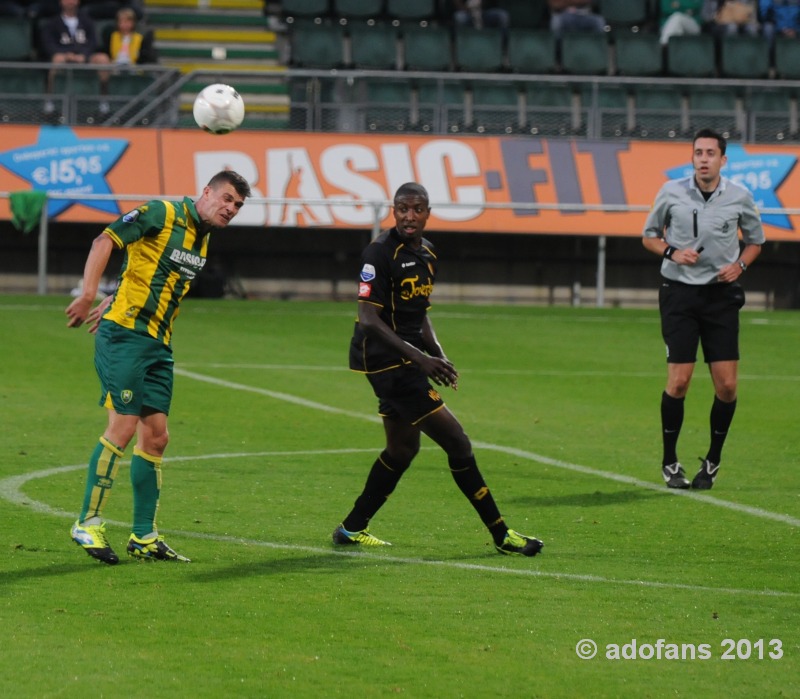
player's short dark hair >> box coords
[692,128,726,156]
[394,182,429,203]
[208,170,251,198]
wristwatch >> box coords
[738,260,747,271]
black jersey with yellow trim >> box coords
[349,227,438,373]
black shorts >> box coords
[366,363,445,425]
[659,279,745,364]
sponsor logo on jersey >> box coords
[400,275,433,300]
[122,209,141,223]
[428,388,441,402]
[169,249,207,269]
[401,261,416,268]
[360,263,376,282]
[358,282,372,297]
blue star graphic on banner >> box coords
[0,126,128,218]
[666,145,796,230]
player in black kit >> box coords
[332,182,542,557]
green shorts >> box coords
[94,320,174,415]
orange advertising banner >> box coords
[1,125,798,240]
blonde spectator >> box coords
[105,6,157,65]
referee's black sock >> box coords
[448,454,507,545]
[661,391,684,465]
[707,396,737,464]
[342,450,409,532]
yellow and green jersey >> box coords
[102,197,210,346]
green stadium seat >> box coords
[560,33,609,75]
[666,34,716,77]
[364,79,413,132]
[508,29,557,73]
[403,25,452,71]
[0,17,34,61]
[598,0,650,32]
[416,80,465,132]
[686,86,741,138]
[349,23,398,69]
[289,23,344,68]
[386,0,437,24]
[333,0,384,23]
[503,0,550,29]
[748,90,795,142]
[614,33,663,76]
[720,35,770,79]
[632,85,684,139]
[454,26,505,73]
[471,81,522,133]
[774,36,800,80]
[524,83,578,136]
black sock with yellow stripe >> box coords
[448,454,507,545]
[342,450,409,532]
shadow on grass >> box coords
[186,550,405,584]
[0,560,114,583]
[503,488,663,508]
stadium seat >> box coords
[560,33,609,75]
[282,0,330,23]
[332,0,384,23]
[454,26,505,73]
[349,23,398,69]
[416,80,465,132]
[523,82,578,136]
[720,35,770,79]
[614,33,663,76]
[582,83,632,137]
[686,86,742,138]
[747,89,796,142]
[289,23,344,67]
[470,81,522,133]
[402,25,452,71]
[363,79,413,132]
[386,0,437,25]
[508,29,557,74]
[666,34,716,77]
[0,17,33,61]
[503,0,550,29]
[598,0,650,32]
[774,36,800,80]
[631,85,685,138]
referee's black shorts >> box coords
[659,279,746,364]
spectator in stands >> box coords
[704,0,760,37]
[104,6,157,64]
[760,0,800,48]
[547,0,606,38]
[452,0,510,41]
[659,0,705,45]
[39,0,111,115]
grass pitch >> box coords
[0,295,797,698]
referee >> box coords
[642,128,764,490]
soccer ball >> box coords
[193,83,245,135]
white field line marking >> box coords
[174,368,800,529]
[176,362,800,382]
[1,456,796,599]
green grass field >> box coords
[1,295,797,698]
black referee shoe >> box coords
[662,462,690,489]
[691,458,719,490]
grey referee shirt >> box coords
[643,175,765,285]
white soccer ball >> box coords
[193,83,245,135]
